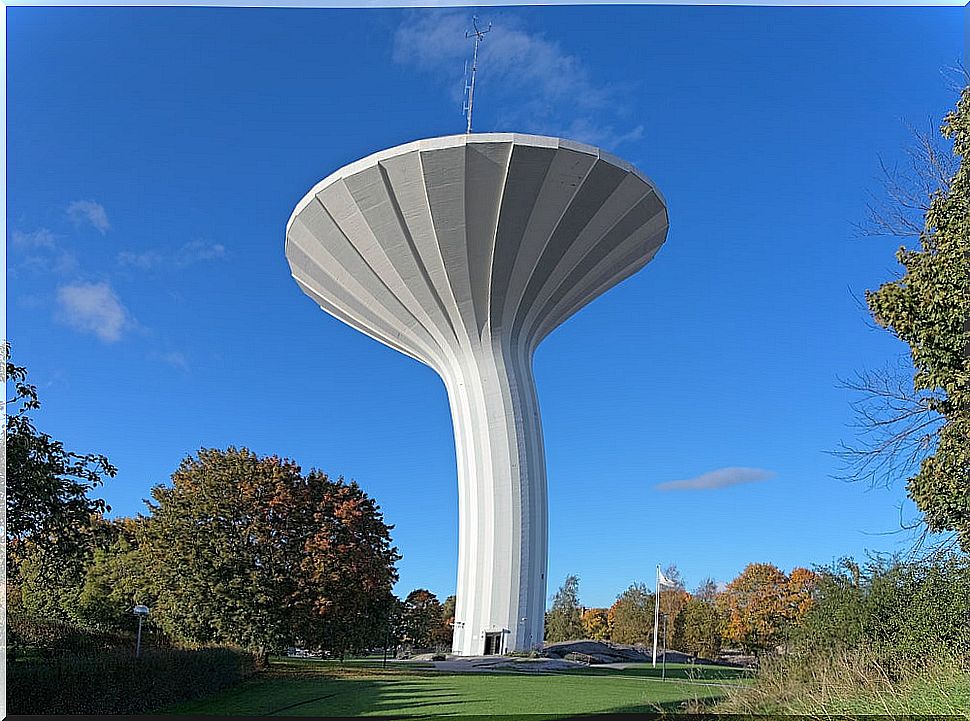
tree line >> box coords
[544,564,818,659]
[6,351,404,659]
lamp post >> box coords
[383,618,389,669]
[133,605,150,659]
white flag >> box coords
[657,567,674,587]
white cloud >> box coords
[67,200,111,234]
[11,228,79,275]
[117,249,165,269]
[655,467,776,492]
[178,240,226,264]
[560,119,645,153]
[118,240,226,269]
[158,351,189,370]
[393,11,642,150]
[56,281,129,343]
[12,228,57,249]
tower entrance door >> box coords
[483,632,503,655]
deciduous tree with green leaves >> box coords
[138,447,400,658]
[400,589,444,649]
[608,582,655,646]
[4,346,116,587]
[673,597,724,660]
[545,575,583,642]
[4,346,121,624]
[856,83,970,548]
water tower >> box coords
[285,132,668,655]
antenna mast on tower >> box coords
[463,16,491,134]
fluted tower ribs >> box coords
[286,133,668,655]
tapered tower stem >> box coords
[446,340,547,655]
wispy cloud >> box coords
[560,119,645,153]
[157,351,189,371]
[67,200,111,234]
[118,240,226,270]
[393,11,642,150]
[12,228,57,249]
[180,240,226,263]
[11,228,79,275]
[56,281,129,343]
[655,467,777,492]
[117,249,164,269]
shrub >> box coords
[720,552,970,714]
[794,552,970,666]
[6,615,255,714]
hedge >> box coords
[7,615,256,714]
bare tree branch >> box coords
[854,118,957,242]
[832,361,944,490]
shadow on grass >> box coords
[165,657,739,718]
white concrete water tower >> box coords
[285,133,668,655]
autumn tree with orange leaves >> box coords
[581,608,611,640]
[716,563,818,655]
[139,447,400,658]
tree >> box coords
[673,598,724,660]
[846,82,970,549]
[75,519,154,631]
[785,567,819,622]
[295,469,401,657]
[717,563,791,655]
[694,578,719,603]
[400,589,444,649]
[581,608,610,640]
[138,447,400,657]
[545,575,583,642]
[609,582,655,646]
[431,595,457,649]
[4,346,116,586]
[657,564,690,635]
[796,554,970,660]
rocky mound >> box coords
[543,640,697,665]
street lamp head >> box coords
[133,605,150,617]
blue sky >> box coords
[6,6,965,608]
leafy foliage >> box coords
[581,607,610,640]
[4,346,116,585]
[608,582,655,646]
[545,575,583,642]
[7,615,254,715]
[138,447,400,655]
[795,553,970,662]
[673,598,724,660]
[716,563,815,655]
[400,589,445,649]
[865,84,970,547]
[434,595,457,649]
[723,552,970,714]
[75,518,154,631]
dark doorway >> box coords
[483,632,502,655]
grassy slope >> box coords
[165,658,750,717]
[716,653,970,717]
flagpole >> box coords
[652,564,660,667]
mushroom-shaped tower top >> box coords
[286,133,668,655]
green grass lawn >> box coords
[165,657,751,717]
